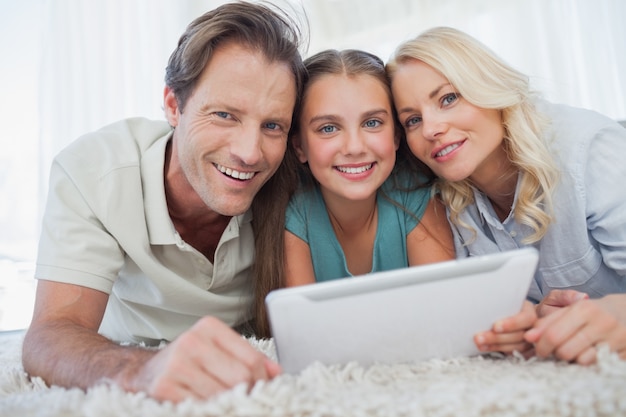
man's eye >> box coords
[215,111,231,119]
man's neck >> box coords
[163,139,232,262]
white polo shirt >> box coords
[36,118,255,344]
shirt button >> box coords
[510,231,517,237]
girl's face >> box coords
[296,73,398,203]
[391,59,507,187]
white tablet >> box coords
[265,247,538,374]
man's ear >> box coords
[293,134,308,163]
[163,86,180,128]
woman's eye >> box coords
[405,116,422,127]
[364,119,381,128]
[320,125,336,134]
[264,122,279,131]
[442,93,458,106]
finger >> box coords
[574,345,597,366]
[209,327,272,384]
[532,309,586,358]
[190,318,270,389]
[493,301,537,333]
[475,330,527,353]
[143,340,229,401]
[153,360,226,401]
[477,330,526,345]
[149,377,204,402]
[524,305,567,344]
[553,325,598,362]
[537,290,588,317]
[481,341,533,354]
[264,358,282,378]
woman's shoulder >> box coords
[539,100,622,143]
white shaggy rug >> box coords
[1,331,626,417]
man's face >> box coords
[164,42,297,216]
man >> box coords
[22,1,305,403]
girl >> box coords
[284,49,454,286]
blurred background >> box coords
[1,0,625,331]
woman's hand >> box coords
[525,293,626,365]
[474,300,537,357]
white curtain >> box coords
[1,0,626,263]
[303,0,626,119]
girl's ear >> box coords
[293,134,308,163]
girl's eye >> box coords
[364,119,381,128]
[405,116,422,127]
[442,93,459,106]
[319,125,337,134]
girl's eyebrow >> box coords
[308,114,341,126]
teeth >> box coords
[215,164,255,180]
[336,163,373,174]
[436,143,459,157]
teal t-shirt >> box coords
[285,177,431,282]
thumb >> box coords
[264,358,282,378]
[537,289,588,317]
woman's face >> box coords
[296,73,398,203]
[391,59,507,186]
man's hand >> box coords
[474,300,537,357]
[121,316,281,402]
[23,281,280,404]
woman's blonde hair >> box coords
[386,27,559,243]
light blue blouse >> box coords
[451,100,626,302]
[286,177,431,282]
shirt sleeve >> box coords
[35,158,125,293]
[583,122,626,276]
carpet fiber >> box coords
[1,331,625,416]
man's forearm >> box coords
[22,319,155,391]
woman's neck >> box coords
[469,146,519,222]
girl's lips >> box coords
[334,163,374,174]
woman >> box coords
[386,26,626,364]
